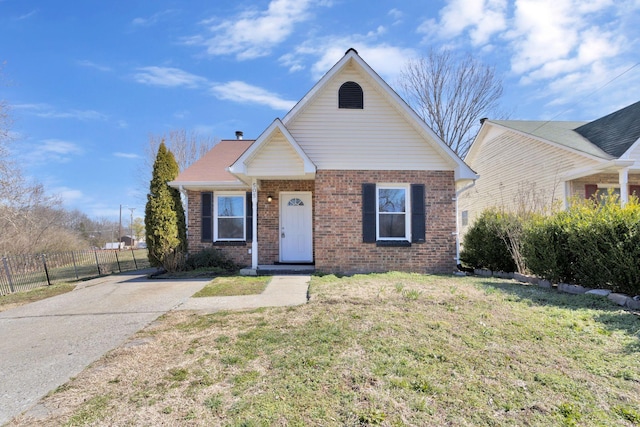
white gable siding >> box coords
[459,129,601,228]
[622,138,640,164]
[246,131,305,176]
[286,63,452,171]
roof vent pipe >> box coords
[479,118,487,125]
[235,131,243,140]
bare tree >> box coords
[144,129,218,173]
[398,48,504,157]
[137,129,218,203]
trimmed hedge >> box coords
[465,195,640,296]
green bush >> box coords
[460,209,517,272]
[523,194,640,295]
[522,212,574,284]
[185,248,238,273]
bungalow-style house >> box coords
[459,100,640,232]
[170,49,477,275]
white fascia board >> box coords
[229,119,316,175]
[168,180,249,191]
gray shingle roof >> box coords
[491,120,613,159]
[574,100,640,158]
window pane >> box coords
[218,196,244,217]
[379,214,406,238]
[378,189,405,213]
[218,218,244,239]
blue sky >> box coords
[1,0,639,221]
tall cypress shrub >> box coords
[145,142,187,271]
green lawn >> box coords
[0,282,75,312]
[193,276,270,297]
[12,273,640,426]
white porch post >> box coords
[619,167,629,206]
[251,179,258,269]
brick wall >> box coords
[185,170,457,274]
[314,170,457,275]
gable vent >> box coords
[339,81,363,109]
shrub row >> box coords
[461,196,640,296]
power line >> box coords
[530,61,640,134]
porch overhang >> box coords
[561,159,637,181]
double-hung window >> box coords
[214,192,245,241]
[377,185,410,240]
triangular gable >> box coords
[229,119,316,179]
[283,48,477,182]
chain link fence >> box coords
[0,249,151,295]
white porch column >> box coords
[619,167,629,206]
[251,179,258,269]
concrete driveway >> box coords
[0,270,209,425]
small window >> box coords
[288,198,304,206]
[377,185,410,240]
[215,193,245,241]
[338,81,363,109]
[461,210,468,227]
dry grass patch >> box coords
[192,276,270,297]
[9,273,640,426]
[0,282,75,312]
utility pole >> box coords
[118,204,122,247]
[128,207,136,245]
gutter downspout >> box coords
[454,179,477,268]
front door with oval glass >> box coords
[279,192,313,262]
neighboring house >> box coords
[459,100,640,232]
[170,49,476,275]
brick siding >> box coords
[186,170,456,274]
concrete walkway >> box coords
[0,271,310,425]
[177,275,311,313]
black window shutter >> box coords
[245,192,253,241]
[411,184,426,243]
[201,192,213,241]
[362,183,376,243]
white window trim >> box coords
[376,183,411,241]
[214,192,246,241]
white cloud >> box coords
[52,186,84,204]
[388,8,403,24]
[77,60,112,72]
[421,0,508,46]
[425,0,637,109]
[185,0,318,60]
[133,66,207,88]
[283,39,417,82]
[210,81,296,111]
[15,103,108,120]
[114,152,141,159]
[131,9,177,27]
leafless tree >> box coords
[136,129,218,203]
[398,48,504,157]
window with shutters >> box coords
[362,183,425,245]
[338,81,363,109]
[214,192,245,241]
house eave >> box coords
[561,159,637,182]
[168,180,250,191]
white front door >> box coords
[280,192,313,262]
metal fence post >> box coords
[115,251,122,273]
[131,248,138,269]
[3,257,15,293]
[94,250,102,275]
[42,254,52,286]
[71,251,79,279]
